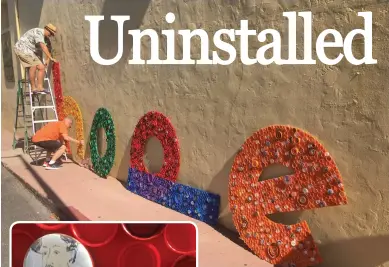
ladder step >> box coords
[34,119,58,124]
[22,77,50,83]
[14,127,32,130]
[29,144,45,149]
[27,100,55,103]
[31,106,56,110]
[26,103,55,107]
[24,92,52,96]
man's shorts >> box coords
[14,49,43,68]
[33,140,62,152]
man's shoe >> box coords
[45,163,60,170]
[42,161,49,167]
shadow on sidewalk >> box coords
[271,234,389,267]
[212,227,389,267]
[4,155,87,221]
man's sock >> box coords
[49,160,55,165]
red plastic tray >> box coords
[11,222,197,267]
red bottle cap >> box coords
[172,255,196,267]
[118,243,161,267]
[122,223,165,240]
[71,223,118,247]
[164,224,196,254]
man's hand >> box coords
[45,58,56,66]
[40,43,56,63]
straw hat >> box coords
[44,23,57,35]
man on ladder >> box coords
[14,23,57,94]
[13,23,73,165]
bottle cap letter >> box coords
[229,125,347,267]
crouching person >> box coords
[32,117,84,170]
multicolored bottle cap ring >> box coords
[126,111,221,226]
[11,222,197,267]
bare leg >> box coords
[50,145,66,162]
[45,150,53,161]
[36,63,46,91]
[29,66,37,90]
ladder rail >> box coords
[27,75,36,134]
[12,80,23,149]
[46,72,59,121]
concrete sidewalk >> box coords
[2,166,57,267]
[1,130,271,267]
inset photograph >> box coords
[11,222,197,267]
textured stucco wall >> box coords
[2,0,389,266]
[1,0,21,120]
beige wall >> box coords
[1,0,21,130]
[2,1,389,266]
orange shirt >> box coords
[32,121,68,143]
